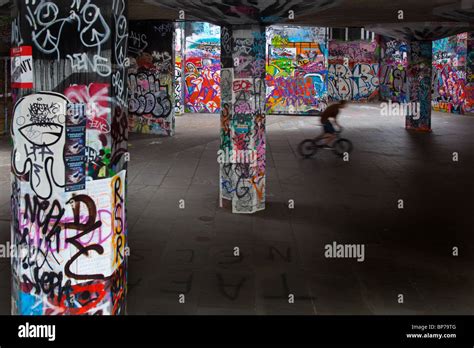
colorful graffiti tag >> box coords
[128,21,175,135]
[328,40,379,102]
[184,22,221,113]
[432,33,467,114]
[266,26,328,114]
[379,37,408,102]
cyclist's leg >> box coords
[323,122,336,146]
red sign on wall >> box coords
[11,46,33,89]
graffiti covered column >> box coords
[10,0,128,315]
[405,40,432,131]
[219,25,266,214]
[466,32,474,116]
[127,21,175,135]
[174,21,185,116]
[379,36,408,103]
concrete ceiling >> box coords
[0,0,472,41]
[365,22,472,41]
[130,0,474,40]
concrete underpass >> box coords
[0,0,472,316]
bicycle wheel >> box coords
[297,139,318,158]
[333,138,353,157]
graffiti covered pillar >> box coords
[174,21,185,116]
[219,25,266,214]
[127,21,175,135]
[406,40,432,131]
[10,0,128,315]
[379,36,408,103]
[466,32,474,115]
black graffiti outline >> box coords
[128,73,172,118]
[25,0,111,60]
[64,194,104,281]
[12,92,68,200]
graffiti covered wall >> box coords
[128,21,175,135]
[432,33,467,114]
[266,25,328,115]
[11,0,128,315]
[184,22,221,113]
[328,39,380,102]
[379,37,408,102]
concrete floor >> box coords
[0,103,473,314]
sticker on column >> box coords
[65,102,87,192]
[11,46,33,89]
[11,92,67,199]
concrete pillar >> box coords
[379,36,409,103]
[466,32,474,115]
[174,21,185,116]
[10,0,128,315]
[127,20,175,135]
[406,40,432,131]
[219,25,266,214]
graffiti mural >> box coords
[379,37,408,102]
[128,21,175,135]
[432,33,467,114]
[266,25,328,115]
[184,22,221,113]
[328,40,379,102]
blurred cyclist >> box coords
[320,100,347,147]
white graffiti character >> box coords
[12,92,68,199]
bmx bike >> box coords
[297,129,353,159]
